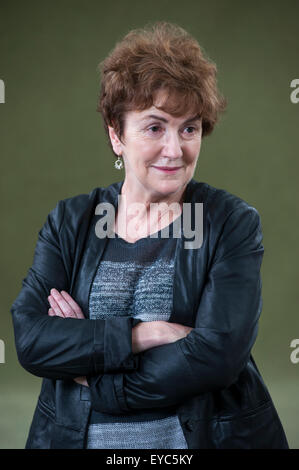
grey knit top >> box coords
[86,222,188,449]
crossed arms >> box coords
[11,199,264,413]
[47,289,192,387]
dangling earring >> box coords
[114,154,123,170]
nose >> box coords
[163,130,183,159]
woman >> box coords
[11,22,289,449]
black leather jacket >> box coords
[11,179,289,449]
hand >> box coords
[47,288,88,386]
[158,322,193,343]
[73,376,89,387]
[132,320,193,354]
[47,288,85,319]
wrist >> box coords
[132,321,162,353]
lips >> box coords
[152,166,182,173]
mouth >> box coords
[152,166,183,174]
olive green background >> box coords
[0,0,298,449]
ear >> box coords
[108,126,122,155]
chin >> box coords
[152,178,184,195]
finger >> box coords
[74,376,83,384]
[74,376,89,387]
[48,307,62,318]
[47,297,65,318]
[50,288,77,318]
[60,291,85,319]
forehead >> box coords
[125,106,201,126]
[125,87,202,125]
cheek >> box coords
[185,143,201,165]
[127,146,154,171]
[133,143,159,166]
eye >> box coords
[182,125,201,138]
[148,125,162,133]
[184,126,196,134]
[145,124,164,138]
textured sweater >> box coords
[86,222,188,449]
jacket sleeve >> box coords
[87,204,264,413]
[10,199,139,380]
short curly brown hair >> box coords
[97,21,226,151]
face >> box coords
[108,89,202,202]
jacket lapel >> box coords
[170,179,206,326]
[70,181,123,319]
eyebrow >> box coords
[140,114,201,124]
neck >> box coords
[114,179,185,241]
[120,179,186,215]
